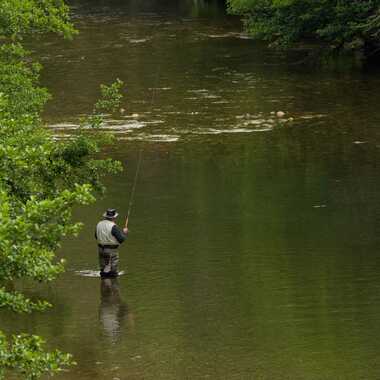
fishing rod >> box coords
[125,147,143,229]
[125,63,162,229]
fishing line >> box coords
[125,147,143,225]
[125,53,162,228]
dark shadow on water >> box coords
[99,277,134,343]
[67,0,228,18]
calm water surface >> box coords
[2,1,380,379]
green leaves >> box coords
[94,78,124,116]
[227,0,380,57]
[0,43,49,118]
[0,333,74,380]
[0,0,124,378]
[0,289,51,313]
[0,0,77,40]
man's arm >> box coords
[111,225,128,244]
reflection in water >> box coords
[5,1,379,379]
[99,278,133,343]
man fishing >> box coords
[95,208,128,277]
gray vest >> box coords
[96,220,119,246]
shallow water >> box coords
[2,1,380,379]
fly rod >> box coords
[125,63,162,229]
[125,147,143,229]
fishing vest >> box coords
[96,220,119,246]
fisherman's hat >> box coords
[103,208,119,219]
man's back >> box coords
[96,220,119,246]
[96,209,128,277]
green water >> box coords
[3,1,380,379]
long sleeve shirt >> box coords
[95,220,128,246]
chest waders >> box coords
[97,220,120,277]
[98,245,119,277]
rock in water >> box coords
[276,111,285,118]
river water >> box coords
[3,1,380,379]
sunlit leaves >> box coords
[0,333,74,380]
[0,44,49,118]
[0,0,76,40]
[94,78,124,116]
[0,289,51,313]
[0,0,124,378]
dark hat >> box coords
[103,208,119,219]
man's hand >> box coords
[123,227,129,235]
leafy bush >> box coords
[0,0,124,378]
[227,0,380,57]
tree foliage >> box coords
[0,0,123,378]
[0,0,76,39]
[0,333,73,380]
[227,0,380,57]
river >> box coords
[3,0,380,379]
